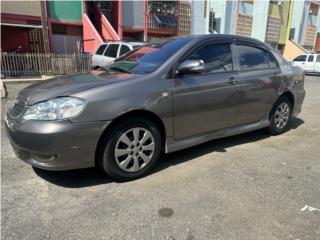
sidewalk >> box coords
[2,75,55,84]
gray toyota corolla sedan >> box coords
[6,35,305,181]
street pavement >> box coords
[1,76,320,240]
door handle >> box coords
[228,76,239,85]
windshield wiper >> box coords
[109,66,132,74]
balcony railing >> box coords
[147,14,177,32]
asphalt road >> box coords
[1,76,320,240]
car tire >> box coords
[268,96,292,135]
[98,117,162,181]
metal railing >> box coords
[0,52,91,77]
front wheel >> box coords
[268,96,292,135]
[98,117,162,181]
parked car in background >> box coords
[292,53,320,74]
[6,35,305,181]
[91,42,144,69]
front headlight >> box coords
[23,97,86,120]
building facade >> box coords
[1,0,191,54]
[192,0,320,56]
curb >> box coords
[2,75,55,84]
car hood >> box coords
[17,71,135,105]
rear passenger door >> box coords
[315,55,320,72]
[235,42,282,124]
[304,55,315,72]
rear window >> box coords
[308,55,314,62]
[95,45,108,55]
[120,45,131,56]
[293,55,307,62]
[237,45,276,70]
[104,44,119,58]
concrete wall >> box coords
[48,0,82,22]
[251,1,269,41]
[1,1,41,17]
[223,0,238,34]
[209,0,227,33]
[122,1,144,27]
[291,0,308,44]
[283,39,309,60]
[192,0,209,34]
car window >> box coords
[308,55,314,62]
[120,45,131,56]
[105,37,194,74]
[317,55,320,62]
[293,55,307,62]
[95,45,108,55]
[185,43,233,73]
[237,45,276,70]
[104,44,119,58]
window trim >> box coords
[233,41,280,72]
[307,55,314,62]
[103,43,120,58]
[293,54,307,62]
[95,44,108,55]
[119,44,131,57]
[174,39,237,77]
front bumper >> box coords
[5,116,109,170]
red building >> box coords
[1,1,191,54]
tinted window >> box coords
[308,55,314,62]
[293,55,307,62]
[104,44,119,58]
[105,38,193,74]
[128,38,193,74]
[186,43,233,73]
[95,45,108,55]
[120,45,131,56]
[237,45,275,70]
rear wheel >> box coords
[268,96,292,135]
[98,117,162,181]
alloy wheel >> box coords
[114,127,155,173]
[275,102,290,129]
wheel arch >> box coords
[95,109,166,166]
[269,91,295,119]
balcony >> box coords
[147,14,177,35]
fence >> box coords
[0,53,91,77]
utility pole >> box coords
[40,1,50,54]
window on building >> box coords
[237,45,276,70]
[308,55,314,62]
[185,43,233,73]
[293,55,307,62]
[120,45,131,56]
[104,44,119,58]
[52,24,67,35]
[95,45,108,55]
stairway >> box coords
[83,5,120,53]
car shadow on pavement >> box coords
[33,117,304,188]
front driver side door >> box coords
[173,41,240,139]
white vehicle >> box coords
[91,42,144,69]
[292,53,320,74]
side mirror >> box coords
[177,60,205,75]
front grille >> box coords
[9,101,25,118]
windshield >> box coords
[103,38,193,74]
